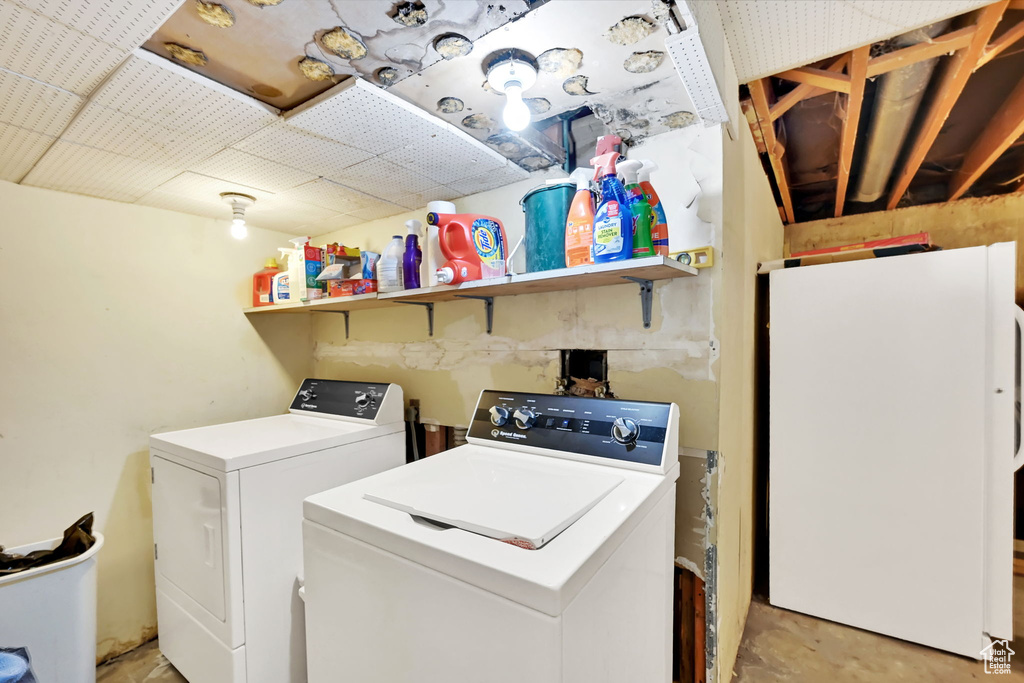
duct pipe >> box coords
[851,21,950,203]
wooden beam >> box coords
[748,78,796,223]
[769,55,848,121]
[978,20,1024,68]
[1011,0,1024,9]
[886,1,1008,210]
[866,26,977,78]
[948,75,1024,200]
[775,66,851,93]
[835,47,870,217]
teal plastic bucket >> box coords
[521,182,573,273]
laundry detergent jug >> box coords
[427,213,508,285]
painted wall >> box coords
[785,193,1024,301]
[0,181,312,660]
[309,126,725,570]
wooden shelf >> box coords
[242,292,384,315]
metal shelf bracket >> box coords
[454,295,495,334]
[315,310,351,339]
[621,276,654,329]
[397,301,434,336]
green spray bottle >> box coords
[617,159,655,258]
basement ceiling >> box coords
[741,0,1024,224]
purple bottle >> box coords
[403,219,423,289]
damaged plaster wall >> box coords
[309,126,723,569]
[0,181,313,662]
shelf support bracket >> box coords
[314,310,351,339]
[454,295,494,334]
[397,301,434,336]
[622,276,654,329]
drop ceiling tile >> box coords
[285,79,448,156]
[245,197,338,234]
[0,68,81,135]
[0,122,53,182]
[232,123,373,179]
[0,0,127,94]
[381,127,509,185]
[15,0,184,51]
[190,148,317,194]
[23,140,180,201]
[153,171,274,205]
[278,179,370,214]
[300,213,365,238]
[445,162,530,196]
[392,186,458,211]
[328,157,436,199]
[347,199,408,222]
[134,188,223,219]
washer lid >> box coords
[150,414,401,471]
[363,451,623,549]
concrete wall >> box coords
[309,126,725,571]
[0,181,312,660]
[785,193,1024,301]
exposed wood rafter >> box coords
[865,26,977,78]
[775,66,851,93]
[748,78,796,223]
[977,20,1024,68]
[1010,0,1024,9]
[769,55,848,122]
[835,47,870,217]
[948,75,1024,200]
[886,1,1008,210]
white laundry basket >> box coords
[0,533,104,682]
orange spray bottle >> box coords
[565,168,595,267]
[426,212,508,285]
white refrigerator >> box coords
[769,242,1020,658]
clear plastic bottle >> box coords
[377,235,405,293]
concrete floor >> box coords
[98,578,1024,682]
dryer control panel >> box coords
[289,379,391,420]
[468,390,673,468]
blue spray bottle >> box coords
[590,151,633,263]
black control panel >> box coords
[289,379,390,420]
[467,390,672,467]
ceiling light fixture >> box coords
[220,192,256,240]
[486,54,537,132]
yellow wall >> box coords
[0,181,312,660]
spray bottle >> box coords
[403,219,423,289]
[565,168,595,267]
[377,236,405,293]
[590,152,633,263]
[618,159,655,258]
[639,160,669,256]
[277,236,310,302]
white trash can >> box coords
[0,533,104,682]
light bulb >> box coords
[230,217,248,240]
[502,82,530,131]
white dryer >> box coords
[150,379,405,683]
[302,390,680,683]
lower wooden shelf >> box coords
[242,292,384,315]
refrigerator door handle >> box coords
[1014,306,1024,471]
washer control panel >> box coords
[289,379,390,420]
[468,390,672,467]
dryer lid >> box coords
[362,451,623,549]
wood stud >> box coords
[774,66,851,93]
[835,46,870,217]
[948,74,1024,200]
[865,25,977,78]
[748,78,796,224]
[977,20,1024,68]
[769,55,847,122]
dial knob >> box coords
[513,407,537,430]
[298,389,316,401]
[354,392,370,408]
[612,417,640,445]
[489,406,510,426]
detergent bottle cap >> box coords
[595,134,622,156]
[264,258,279,269]
[569,168,591,191]
[392,235,402,240]
[638,159,658,182]
[405,219,423,236]
[618,159,642,186]
[590,151,620,181]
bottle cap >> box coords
[264,258,279,269]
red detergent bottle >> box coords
[252,258,280,307]
[426,213,508,285]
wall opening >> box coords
[559,349,611,397]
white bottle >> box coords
[272,270,290,304]
[424,200,455,286]
[377,235,405,293]
[283,236,310,301]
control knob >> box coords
[354,392,370,408]
[611,417,640,445]
[513,407,537,430]
[298,389,316,401]
[489,406,510,426]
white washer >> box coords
[302,390,680,683]
[150,379,405,683]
